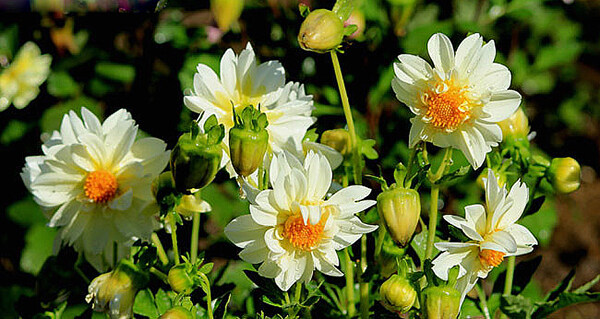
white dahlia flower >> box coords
[21,107,170,270]
[225,151,377,291]
[392,33,521,168]
[184,43,316,176]
[432,170,537,302]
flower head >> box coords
[0,41,51,111]
[432,170,537,301]
[392,33,521,168]
[184,43,315,177]
[21,107,170,270]
[225,151,377,291]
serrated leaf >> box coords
[532,292,600,319]
[133,289,159,319]
[500,294,533,319]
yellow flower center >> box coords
[423,80,470,131]
[84,170,118,203]
[478,249,505,268]
[282,211,328,251]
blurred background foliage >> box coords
[1,0,599,317]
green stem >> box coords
[425,185,440,260]
[343,248,355,317]
[330,50,361,184]
[503,256,516,295]
[75,253,90,284]
[191,211,201,263]
[113,241,118,269]
[374,222,386,260]
[424,148,453,260]
[149,267,168,283]
[294,282,303,304]
[199,272,214,319]
[359,235,369,319]
[475,283,492,319]
[169,212,180,265]
[152,233,169,266]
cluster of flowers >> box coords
[17,9,582,317]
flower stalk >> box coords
[425,148,453,259]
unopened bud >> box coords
[377,187,420,247]
[229,106,269,177]
[167,263,198,295]
[547,157,581,194]
[210,0,244,32]
[380,274,417,313]
[170,116,224,193]
[160,306,194,319]
[498,107,529,140]
[422,285,461,319]
[321,128,351,156]
[298,9,344,53]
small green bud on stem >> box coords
[298,9,345,53]
[377,187,421,247]
[547,157,581,194]
[229,105,269,177]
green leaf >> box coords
[299,3,310,17]
[20,225,56,275]
[47,71,79,98]
[41,97,102,133]
[155,288,173,315]
[95,62,136,84]
[410,229,440,264]
[360,138,379,160]
[302,295,321,307]
[133,288,159,319]
[436,165,470,185]
[573,274,600,294]
[343,24,358,36]
[7,197,46,227]
[500,294,533,319]
[1,120,30,145]
[519,199,557,247]
[261,295,283,307]
[546,269,575,302]
[332,0,354,22]
[532,292,600,319]
[522,196,545,218]
[199,262,214,274]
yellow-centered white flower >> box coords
[184,43,316,176]
[21,107,170,270]
[432,170,537,301]
[225,151,378,291]
[392,33,521,168]
[0,41,51,111]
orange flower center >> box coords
[423,80,471,131]
[84,170,118,203]
[479,249,505,268]
[282,211,328,251]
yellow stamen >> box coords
[282,211,328,251]
[423,80,470,131]
[478,249,505,268]
[84,170,118,203]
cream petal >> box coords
[496,180,528,230]
[102,109,130,134]
[473,121,502,146]
[427,33,455,75]
[469,40,497,81]
[326,185,371,205]
[240,240,270,264]
[481,230,517,253]
[106,122,137,167]
[79,133,108,167]
[455,127,488,169]
[313,253,343,277]
[82,215,111,254]
[108,189,133,211]
[224,215,267,248]
[299,204,322,225]
[220,48,237,97]
[454,33,483,75]
[482,90,522,122]
[81,107,103,136]
[305,151,332,200]
[302,141,343,170]
[464,204,487,235]
[264,228,285,254]
[391,77,420,110]
[48,200,81,227]
[249,204,278,226]
[476,63,511,91]
[396,54,433,82]
[408,117,426,147]
[251,60,285,95]
[505,224,538,247]
[258,259,281,279]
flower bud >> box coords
[210,0,244,32]
[160,306,194,319]
[380,274,417,313]
[377,187,420,247]
[86,260,149,319]
[320,128,351,156]
[167,263,198,295]
[421,286,461,319]
[170,116,224,193]
[298,9,344,53]
[547,157,581,194]
[498,107,529,140]
[229,106,269,177]
[175,193,212,219]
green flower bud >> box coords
[210,0,244,32]
[320,128,351,156]
[380,274,417,313]
[160,306,194,319]
[152,171,176,202]
[547,157,581,194]
[422,285,461,319]
[377,187,420,247]
[86,260,149,319]
[229,106,269,177]
[167,263,198,295]
[498,107,529,140]
[170,116,224,193]
[298,9,344,53]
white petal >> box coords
[454,33,483,75]
[396,54,433,82]
[427,33,455,75]
[481,230,517,253]
[224,215,266,248]
[250,204,278,226]
[505,224,538,247]
[482,90,522,122]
